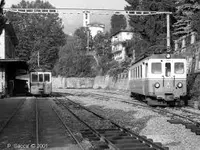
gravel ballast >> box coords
[55,89,200,150]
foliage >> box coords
[110,14,127,35]
[173,0,200,39]
[107,58,131,79]
[6,0,66,70]
[92,32,113,75]
[191,11,200,40]
[53,28,96,77]
[0,0,7,35]
[125,0,176,55]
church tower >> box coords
[83,11,90,27]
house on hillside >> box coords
[87,22,105,38]
[111,30,135,62]
[0,21,28,97]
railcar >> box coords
[29,69,52,96]
[129,53,187,106]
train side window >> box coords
[32,73,38,82]
[145,63,148,77]
[44,74,50,82]
[165,63,171,77]
[152,63,162,74]
[39,74,43,82]
[136,67,138,78]
[174,62,184,74]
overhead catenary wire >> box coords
[4,7,172,15]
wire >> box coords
[4,8,172,16]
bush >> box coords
[188,74,200,101]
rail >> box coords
[0,99,25,134]
[56,97,168,150]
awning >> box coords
[0,59,28,70]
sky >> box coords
[5,0,128,34]
[5,0,127,9]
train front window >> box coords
[39,74,43,82]
[175,62,184,74]
[32,74,38,82]
[151,63,162,74]
[44,74,50,82]
[165,63,171,77]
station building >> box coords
[0,21,28,97]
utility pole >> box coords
[166,13,171,52]
[37,51,40,67]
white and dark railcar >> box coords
[128,54,187,106]
[30,69,52,96]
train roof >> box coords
[148,54,185,59]
[131,53,186,65]
[30,68,51,72]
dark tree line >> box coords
[6,0,66,70]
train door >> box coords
[43,72,52,95]
[173,60,187,97]
[162,59,175,101]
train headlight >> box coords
[166,54,171,59]
[177,82,183,88]
[154,82,160,88]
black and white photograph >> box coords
[0,0,200,149]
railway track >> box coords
[35,97,86,150]
[118,100,200,136]
[55,97,169,150]
[0,99,25,134]
[52,105,86,150]
[55,90,200,136]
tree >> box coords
[110,14,127,35]
[92,32,113,75]
[125,0,176,54]
[6,0,66,70]
[54,26,97,77]
[173,0,200,39]
[191,11,200,38]
[0,0,7,35]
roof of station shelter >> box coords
[0,59,28,70]
[4,21,18,46]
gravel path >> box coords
[55,88,200,150]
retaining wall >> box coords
[52,75,129,91]
[93,75,129,91]
[52,76,94,89]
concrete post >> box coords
[182,36,186,48]
[191,32,196,44]
[166,14,170,51]
[174,40,178,51]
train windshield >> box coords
[39,74,43,82]
[44,74,50,82]
[151,63,162,74]
[165,63,171,77]
[31,73,38,82]
[174,62,184,74]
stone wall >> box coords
[52,75,129,91]
[52,76,94,89]
[93,75,129,91]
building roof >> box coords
[87,22,105,28]
[111,30,133,38]
[0,59,28,69]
